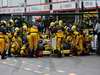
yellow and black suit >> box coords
[20,32,29,56]
[11,32,22,55]
[27,26,40,57]
[75,33,85,55]
[71,31,79,55]
[56,30,64,50]
[0,32,9,59]
[54,30,64,57]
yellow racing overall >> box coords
[0,35,6,55]
[27,26,40,56]
[56,30,64,50]
[11,34,22,55]
[0,33,9,59]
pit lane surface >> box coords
[0,56,100,75]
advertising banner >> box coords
[83,0,96,9]
[52,3,61,10]
[26,4,49,13]
[8,0,25,7]
[61,2,76,10]
[0,7,24,14]
[52,1,76,11]
[27,0,48,5]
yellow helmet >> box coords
[0,20,7,25]
[15,27,20,32]
[64,26,67,30]
[9,19,14,23]
[71,25,77,31]
[8,19,14,27]
[23,25,27,30]
[50,22,55,27]
[59,20,63,26]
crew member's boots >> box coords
[1,50,7,59]
[8,49,12,57]
[28,49,34,58]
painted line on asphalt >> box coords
[24,67,32,71]
[37,65,42,67]
[57,70,65,73]
[34,70,43,73]
[2,61,15,66]
[2,61,7,64]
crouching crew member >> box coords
[0,28,8,59]
[11,27,22,56]
[55,20,64,57]
[20,25,29,56]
